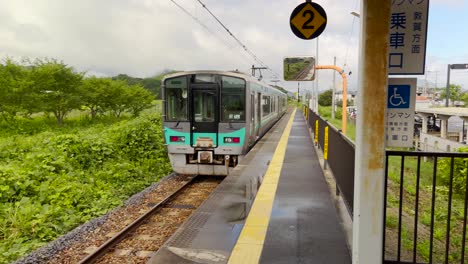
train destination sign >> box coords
[290,1,327,40]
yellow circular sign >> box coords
[290,2,327,40]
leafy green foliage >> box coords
[318,89,333,106]
[0,58,157,125]
[438,147,468,194]
[0,109,171,263]
[112,73,163,99]
[30,59,84,125]
[440,84,463,106]
[0,59,33,121]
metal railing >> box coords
[306,107,355,217]
[384,151,468,264]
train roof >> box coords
[162,70,286,95]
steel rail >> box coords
[78,175,197,264]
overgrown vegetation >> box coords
[0,58,155,125]
[317,105,356,141]
[0,108,171,263]
[385,153,468,263]
[0,57,171,263]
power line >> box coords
[169,0,265,77]
[194,0,280,80]
[169,0,234,49]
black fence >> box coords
[306,108,355,217]
[384,151,468,264]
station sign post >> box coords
[386,78,417,147]
[388,0,429,75]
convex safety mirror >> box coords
[283,56,316,81]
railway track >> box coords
[78,175,223,264]
[295,64,314,80]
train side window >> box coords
[165,77,188,121]
[262,95,271,117]
[221,76,246,122]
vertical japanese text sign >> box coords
[388,0,429,75]
[386,78,416,148]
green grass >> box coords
[284,62,307,80]
[316,105,356,141]
[385,156,468,263]
[0,105,170,263]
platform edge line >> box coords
[227,108,297,264]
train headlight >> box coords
[170,136,185,142]
[224,137,240,143]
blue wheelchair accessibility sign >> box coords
[387,85,410,109]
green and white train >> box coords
[162,71,287,175]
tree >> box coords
[318,89,333,106]
[440,84,463,106]
[0,59,33,121]
[79,77,112,118]
[103,80,128,118]
[31,59,83,125]
[126,84,154,116]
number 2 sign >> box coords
[290,1,327,40]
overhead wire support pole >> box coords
[315,65,348,135]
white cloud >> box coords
[0,0,465,93]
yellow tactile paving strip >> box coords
[228,108,296,264]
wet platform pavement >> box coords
[148,109,351,263]
[258,111,351,263]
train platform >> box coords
[149,108,351,263]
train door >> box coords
[249,92,255,145]
[256,92,261,138]
[277,96,280,115]
[190,83,219,147]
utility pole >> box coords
[315,37,320,111]
[332,56,336,119]
[446,64,451,107]
[297,82,300,103]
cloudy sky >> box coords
[0,0,467,93]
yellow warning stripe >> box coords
[228,108,296,264]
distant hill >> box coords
[112,71,174,99]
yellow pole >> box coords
[315,120,319,145]
[315,65,348,135]
[324,126,329,169]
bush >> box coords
[0,109,171,263]
[439,147,468,194]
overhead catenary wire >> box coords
[194,0,281,80]
[169,0,254,68]
[169,0,233,49]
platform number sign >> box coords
[290,1,327,40]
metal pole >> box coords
[446,64,451,107]
[297,82,300,103]
[332,56,336,119]
[353,0,390,263]
[315,37,319,111]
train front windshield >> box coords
[165,74,246,123]
[221,76,245,122]
[165,76,188,121]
